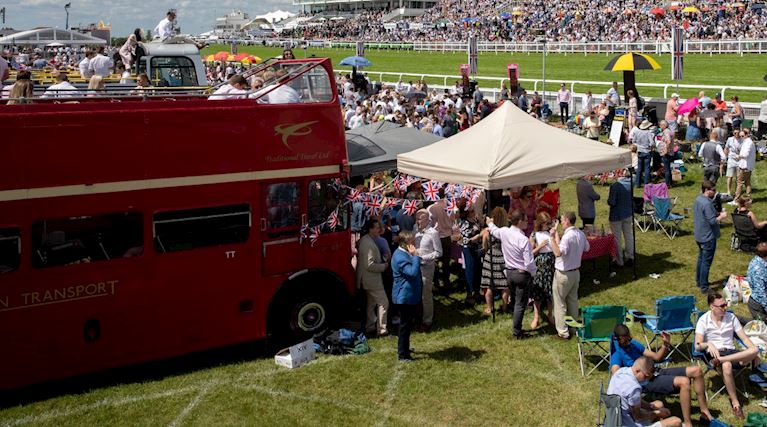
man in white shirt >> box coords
[583,110,601,140]
[88,48,113,78]
[695,292,759,419]
[41,74,80,98]
[557,83,572,125]
[154,10,176,41]
[549,211,589,339]
[348,108,366,129]
[415,209,442,331]
[78,50,95,79]
[487,209,536,339]
[734,130,755,201]
[209,75,248,100]
[581,90,594,114]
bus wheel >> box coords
[272,290,336,346]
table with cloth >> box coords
[582,234,617,261]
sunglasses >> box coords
[713,303,728,309]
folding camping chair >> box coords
[565,305,627,377]
[731,212,759,252]
[652,196,684,240]
[633,196,655,233]
[629,295,697,362]
[596,381,621,427]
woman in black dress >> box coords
[480,207,510,315]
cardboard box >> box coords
[274,338,316,369]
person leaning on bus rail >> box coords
[42,73,80,99]
[7,79,34,105]
[87,75,105,97]
[131,73,152,96]
[209,75,248,100]
[153,9,207,50]
[356,218,389,337]
[695,292,760,419]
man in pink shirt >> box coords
[427,188,455,290]
[487,209,536,339]
[550,212,590,339]
[665,93,680,133]
[557,83,572,125]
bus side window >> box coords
[265,183,300,230]
[308,180,348,232]
[153,204,250,253]
[0,228,21,274]
[32,213,143,268]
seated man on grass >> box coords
[611,324,712,426]
[695,292,760,420]
[608,356,682,427]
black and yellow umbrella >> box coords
[603,52,661,71]
[604,52,661,104]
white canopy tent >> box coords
[0,28,107,46]
[397,101,632,190]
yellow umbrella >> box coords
[204,54,215,62]
[226,54,237,61]
[682,6,700,12]
[604,52,661,71]
[512,10,523,16]
[241,56,262,65]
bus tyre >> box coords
[272,289,336,347]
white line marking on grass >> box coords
[3,386,200,427]
[375,364,405,427]
[235,383,427,425]
[168,382,216,427]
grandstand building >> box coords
[293,0,437,17]
[214,10,252,34]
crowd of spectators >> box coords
[281,0,767,43]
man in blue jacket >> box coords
[391,230,422,362]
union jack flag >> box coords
[671,27,684,81]
[365,194,383,216]
[422,181,441,201]
[346,188,361,203]
[402,199,420,216]
[309,226,321,247]
[445,196,457,215]
[326,209,339,229]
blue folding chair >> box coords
[652,196,684,240]
[629,295,697,362]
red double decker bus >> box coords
[0,57,354,390]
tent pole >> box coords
[629,167,638,280]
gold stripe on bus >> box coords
[0,165,340,202]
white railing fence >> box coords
[335,69,767,120]
[240,38,767,56]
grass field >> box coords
[204,45,767,102]
[2,161,767,426]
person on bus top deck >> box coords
[250,69,299,104]
[153,9,206,50]
[209,75,248,100]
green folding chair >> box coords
[566,305,627,377]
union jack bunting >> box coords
[309,226,321,247]
[346,188,361,203]
[326,209,339,229]
[445,196,457,214]
[365,194,383,216]
[402,199,420,216]
[671,27,684,80]
[422,181,442,201]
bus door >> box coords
[304,179,349,267]
[261,181,303,276]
